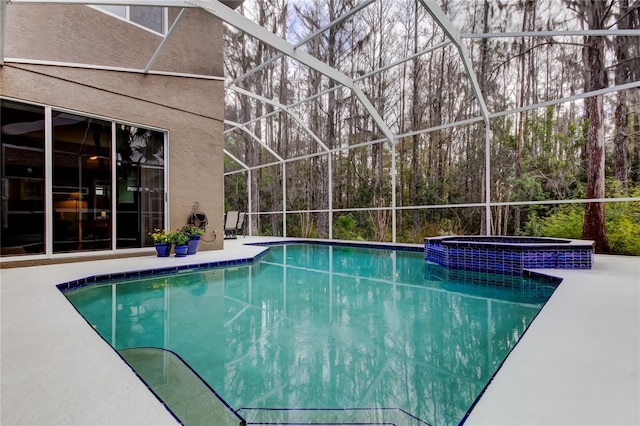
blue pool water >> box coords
[64,244,557,425]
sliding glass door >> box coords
[0,100,46,255]
[1,98,167,257]
[116,125,165,248]
[52,111,112,253]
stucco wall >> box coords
[5,4,224,76]
[1,4,226,252]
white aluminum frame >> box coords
[144,7,186,72]
[4,57,226,80]
[229,0,377,86]
[5,0,640,243]
[0,0,6,66]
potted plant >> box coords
[149,228,171,257]
[168,230,189,257]
[181,224,205,255]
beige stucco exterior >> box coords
[0,4,226,262]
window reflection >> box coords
[93,5,165,34]
[96,5,125,19]
[116,125,165,248]
[0,100,46,256]
[130,6,164,34]
[52,112,112,253]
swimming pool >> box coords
[62,243,558,425]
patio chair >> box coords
[224,210,239,239]
[236,212,245,237]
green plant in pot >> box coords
[181,224,205,255]
[149,228,171,257]
[168,230,189,257]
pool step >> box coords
[119,347,244,426]
[237,407,429,425]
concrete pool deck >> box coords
[1,237,638,425]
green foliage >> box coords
[283,213,319,238]
[607,214,640,256]
[260,226,274,237]
[523,185,640,255]
[181,225,204,236]
[333,214,364,241]
[149,228,170,244]
[513,173,545,202]
[395,213,469,244]
[437,218,458,236]
[168,230,189,246]
[224,173,247,212]
[527,206,584,239]
[521,211,544,236]
[604,185,640,255]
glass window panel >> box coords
[0,100,46,256]
[95,5,126,18]
[116,125,165,248]
[52,112,112,253]
[130,6,164,34]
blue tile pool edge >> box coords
[249,238,424,253]
[56,241,424,294]
[55,253,268,293]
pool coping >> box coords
[1,236,638,425]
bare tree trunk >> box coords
[613,0,632,188]
[410,1,420,235]
[235,17,261,236]
[581,1,610,253]
[583,95,609,252]
[513,0,536,234]
[478,0,491,234]
[275,0,288,234]
[398,41,408,235]
[614,91,629,186]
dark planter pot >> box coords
[154,243,171,257]
[174,244,189,257]
[187,235,201,255]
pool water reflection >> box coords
[65,244,557,425]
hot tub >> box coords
[425,236,594,275]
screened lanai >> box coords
[219,0,640,254]
[3,0,640,254]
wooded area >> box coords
[223,0,640,255]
